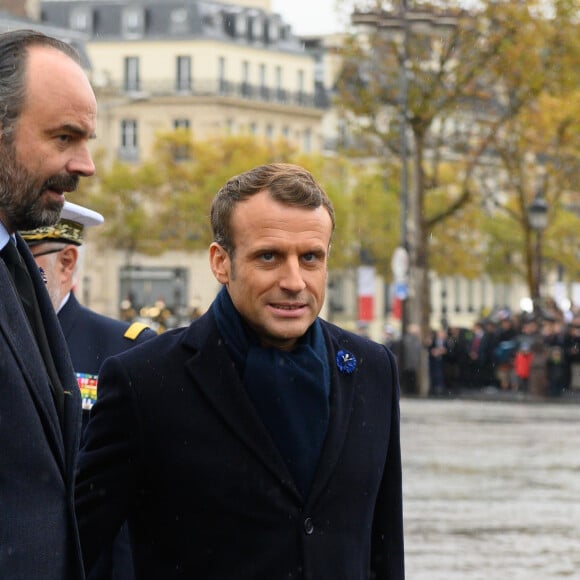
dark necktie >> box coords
[1,240,64,421]
[1,240,39,334]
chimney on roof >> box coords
[0,0,40,20]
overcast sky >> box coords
[270,0,352,36]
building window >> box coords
[120,119,138,160]
[224,12,247,38]
[122,7,145,38]
[249,122,257,135]
[70,8,92,32]
[218,56,228,94]
[241,60,250,97]
[249,14,264,41]
[265,15,280,43]
[172,119,191,160]
[173,119,190,130]
[314,54,324,84]
[467,279,475,313]
[303,128,312,153]
[259,63,268,99]
[297,69,305,104]
[275,66,285,102]
[176,55,192,93]
[170,8,189,34]
[454,276,462,313]
[266,124,273,140]
[124,56,140,93]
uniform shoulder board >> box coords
[124,322,151,340]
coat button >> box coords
[303,517,314,535]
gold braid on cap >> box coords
[20,219,84,246]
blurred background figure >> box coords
[428,327,448,396]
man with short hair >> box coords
[77,163,405,579]
[0,29,97,578]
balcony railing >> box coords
[102,77,328,109]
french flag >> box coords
[357,266,375,322]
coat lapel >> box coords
[0,256,65,470]
[18,236,81,477]
[183,315,302,500]
[55,291,78,338]
[307,328,358,505]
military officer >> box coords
[21,201,157,580]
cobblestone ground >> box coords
[400,398,580,580]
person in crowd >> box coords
[480,318,500,387]
[543,318,568,397]
[0,29,97,578]
[443,325,470,390]
[428,327,448,395]
[563,317,580,390]
[466,321,486,388]
[493,315,519,390]
[513,343,533,393]
[21,200,158,580]
[464,319,496,389]
[383,324,397,352]
[76,163,405,580]
[516,316,547,395]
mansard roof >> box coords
[0,10,92,67]
[41,0,305,53]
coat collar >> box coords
[181,311,358,503]
[57,290,80,338]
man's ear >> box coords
[209,242,230,284]
[58,245,78,274]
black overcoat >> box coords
[0,234,84,579]
[76,307,405,580]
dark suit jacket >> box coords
[0,234,84,579]
[76,308,405,580]
[58,291,156,580]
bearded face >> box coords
[0,136,78,232]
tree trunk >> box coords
[406,129,431,396]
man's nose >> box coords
[279,259,307,292]
[66,144,96,177]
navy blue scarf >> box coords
[213,286,330,495]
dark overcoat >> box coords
[76,307,405,580]
[58,290,156,580]
[0,234,84,579]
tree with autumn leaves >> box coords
[337,0,579,356]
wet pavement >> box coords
[400,397,580,579]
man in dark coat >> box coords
[0,29,97,578]
[76,163,405,580]
[22,201,157,580]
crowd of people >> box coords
[391,301,580,398]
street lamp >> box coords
[527,186,548,307]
